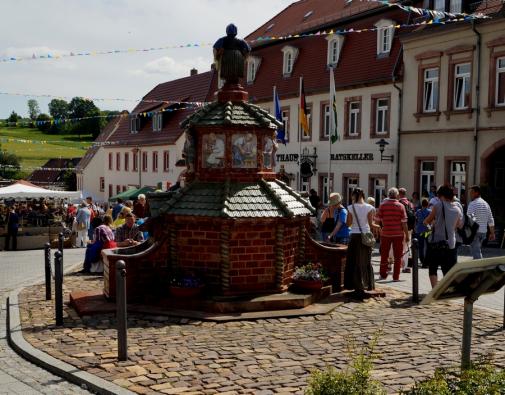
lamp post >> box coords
[375,138,394,162]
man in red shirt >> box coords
[376,187,410,281]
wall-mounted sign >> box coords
[276,153,374,162]
[276,153,299,162]
[331,153,374,161]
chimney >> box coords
[190,68,198,76]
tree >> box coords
[68,97,101,139]
[62,168,77,191]
[27,99,40,121]
[36,113,52,133]
[7,111,19,125]
[0,144,21,179]
[48,99,69,119]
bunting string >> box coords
[0,12,488,64]
[0,91,206,107]
[0,105,199,129]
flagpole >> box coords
[298,76,302,192]
[328,67,333,204]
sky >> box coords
[0,0,293,119]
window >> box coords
[133,151,138,172]
[344,176,359,206]
[124,152,129,171]
[108,184,113,199]
[450,0,462,13]
[246,56,261,83]
[375,98,389,134]
[281,108,290,142]
[122,185,127,192]
[371,177,387,207]
[326,34,344,66]
[108,152,113,170]
[116,152,120,171]
[344,97,361,138]
[281,46,298,76]
[152,113,163,132]
[99,177,104,192]
[349,102,360,136]
[423,68,439,112]
[142,151,148,172]
[152,151,158,172]
[130,116,140,134]
[450,161,466,199]
[434,0,445,11]
[319,174,334,205]
[323,104,330,138]
[116,185,121,195]
[420,160,435,197]
[163,151,170,172]
[496,57,505,106]
[300,176,310,193]
[454,63,471,110]
[375,19,394,56]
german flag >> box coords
[299,78,309,137]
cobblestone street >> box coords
[17,271,505,395]
[0,249,90,394]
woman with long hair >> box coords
[344,188,377,299]
[81,215,116,273]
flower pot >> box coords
[292,278,323,291]
[169,285,204,298]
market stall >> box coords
[0,180,81,250]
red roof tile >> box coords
[247,7,409,102]
[246,0,386,43]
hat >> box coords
[328,192,342,206]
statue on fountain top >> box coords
[213,24,251,84]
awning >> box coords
[0,180,81,200]
[109,186,156,201]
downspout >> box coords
[393,77,402,188]
[472,20,481,185]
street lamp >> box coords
[375,138,394,162]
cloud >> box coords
[130,56,211,78]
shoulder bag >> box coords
[352,205,376,248]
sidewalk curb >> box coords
[6,262,136,395]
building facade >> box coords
[400,6,505,221]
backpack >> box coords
[457,214,479,245]
[400,201,416,231]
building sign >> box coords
[276,153,374,162]
[331,153,374,161]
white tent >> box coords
[0,180,81,200]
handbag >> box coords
[352,205,375,248]
[77,221,87,231]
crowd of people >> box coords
[310,183,496,299]
[76,195,149,274]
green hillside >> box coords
[0,127,93,177]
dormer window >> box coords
[246,56,262,84]
[326,34,345,67]
[281,46,298,77]
[152,112,163,132]
[130,115,140,134]
[375,19,394,56]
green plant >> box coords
[402,355,505,395]
[293,262,329,282]
[305,331,386,395]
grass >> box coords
[0,127,93,174]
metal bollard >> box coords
[116,260,128,361]
[58,232,64,257]
[411,238,419,304]
[44,243,51,301]
[54,250,63,326]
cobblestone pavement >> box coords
[18,272,505,395]
[0,249,90,395]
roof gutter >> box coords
[471,19,481,185]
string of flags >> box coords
[0,10,489,64]
[0,105,200,129]
[0,91,206,107]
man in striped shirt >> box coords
[467,185,495,259]
[376,187,410,281]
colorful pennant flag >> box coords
[273,87,286,144]
[329,69,339,144]
[299,78,309,137]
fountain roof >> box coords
[181,101,282,129]
[148,179,315,218]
